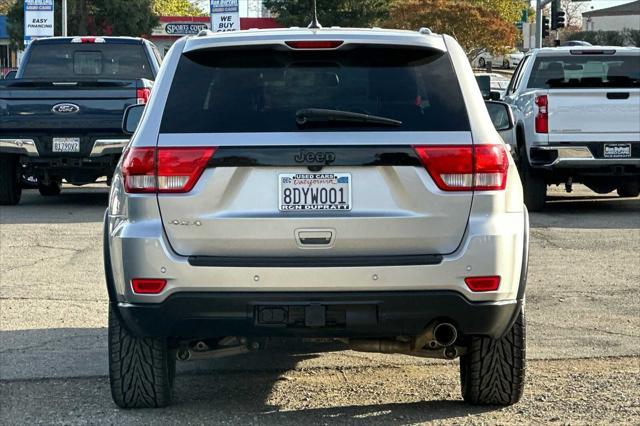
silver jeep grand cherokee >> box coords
[105,27,529,408]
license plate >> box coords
[604,143,631,159]
[279,173,351,211]
[52,138,80,153]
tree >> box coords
[6,0,158,49]
[153,0,204,16]
[385,0,520,62]
[0,0,16,14]
[263,0,392,28]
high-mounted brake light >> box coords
[414,144,509,191]
[122,147,216,194]
[132,278,167,294]
[285,40,344,49]
[136,88,151,105]
[535,95,548,134]
[71,37,105,44]
[465,276,501,292]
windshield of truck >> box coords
[22,43,154,80]
[160,47,470,133]
[528,54,640,89]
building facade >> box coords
[582,1,640,31]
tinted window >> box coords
[528,54,640,89]
[23,43,154,80]
[161,47,470,133]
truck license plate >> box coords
[604,144,631,159]
[52,138,80,153]
[279,173,352,211]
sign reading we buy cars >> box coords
[210,0,240,32]
[24,0,54,46]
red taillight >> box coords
[132,278,167,294]
[122,147,216,194]
[414,144,508,191]
[285,40,344,49]
[465,276,501,292]
[136,88,151,105]
[535,95,548,133]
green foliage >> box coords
[568,30,638,47]
[153,0,204,17]
[0,0,16,14]
[263,0,392,28]
[6,0,158,49]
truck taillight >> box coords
[414,144,509,191]
[136,88,151,104]
[122,147,216,194]
[535,95,548,133]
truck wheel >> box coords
[519,160,546,212]
[0,155,22,205]
[460,309,526,406]
[38,179,62,197]
[617,182,640,198]
[108,306,175,408]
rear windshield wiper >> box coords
[296,108,402,128]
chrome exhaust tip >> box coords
[433,322,458,347]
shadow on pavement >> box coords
[530,196,640,230]
[0,188,108,224]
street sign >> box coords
[24,0,54,47]
[210,0,240,32]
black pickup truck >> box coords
[0,36,161,205]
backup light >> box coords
[132,279,167,294]
[464,276,501,292]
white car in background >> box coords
[476,49,524,69]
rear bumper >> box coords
[530,143,640,171]
[0,136,128,158]
[116,291,521,340]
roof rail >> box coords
[418,27,432,35]
[197,30,215,37]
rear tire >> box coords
[38,179,62,197]
[0,155,22,205]
[503,59,510,69]
[108,306,175,408]
[515,147,546,212]
[617,181,640,198]
[460,309,526,406]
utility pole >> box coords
[62,0,68,36]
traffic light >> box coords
[542,16,550,37]
[551,0,567,30]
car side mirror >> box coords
[485,101,514,131]
[122,104,145,135]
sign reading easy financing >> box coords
[24,0,54,46]
[210,0,240,32]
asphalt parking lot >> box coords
[1,185,639,424]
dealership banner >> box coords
[210,0,240,32]
[24,0,54,46]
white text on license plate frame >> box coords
[604,143,631,158]
[279,173,352,211]
[52,138,80,153]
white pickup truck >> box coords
[504,46,640,210]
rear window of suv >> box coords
[528,54,640,89]
[22,43,154,80]
[160,47,470,133]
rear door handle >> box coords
[607,92,630,100]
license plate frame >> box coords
[603,143,632,159]
[52,137,81,153]
[279,173,352,211]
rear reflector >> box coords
[285,40,344,49]
[465,276,501,292]
[132,279,167,294]
[136,87,151,105]
[414,144,508,191]
[122,147,216,193]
